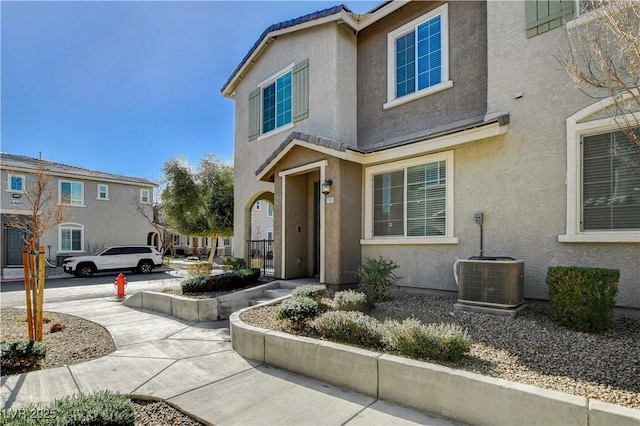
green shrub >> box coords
[181,268,262,294]
[358,256,400,302]
[332,290,370,312]
[382,319,470,362]
[291,284,327,301]
[0,390,134,426]
[1,341,47,375]
[186,262,213,278]
[546,266,619,333]
[314,311,383,349]
[222,257,246,271]
[275,296,318,322]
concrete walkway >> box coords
[1,298,461,425]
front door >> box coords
[5,227,25,266]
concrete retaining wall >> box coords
[229,308,640,426]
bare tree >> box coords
[131,194,172,255]
[558,0,640,163]
[5,160,70,341]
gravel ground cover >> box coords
[239,292,640,410]
[0,308,204,426]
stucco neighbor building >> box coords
[221,1,639,310]
[1,153,158,276]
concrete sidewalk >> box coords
[1,298,460,425]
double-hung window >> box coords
[140,188,150,203]
[8,174,25,192]
[385,4,451,109]
[582,129,639,231]
[248,59,309,141]
[364,151,455,242]
[59,180,84,206]
[59,223,83,252]
[97,184,109,200]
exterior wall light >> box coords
[321,179,333,195]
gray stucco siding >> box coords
[232,22,357,260]
[357,1,488,151]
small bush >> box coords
[332,290,370,312]
[291,284,327,301]
[547,266,619,333]
[314,311,383,349]
[358,256,400,302]
[50,322,66,333]
[382,319,470,362]
[181,268,262,294]
[186,262,213,278]
[0,390,134,425]
[222,257,246,271]
[1,341,47,375]
[275,297,318,322]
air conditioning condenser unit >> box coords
[457,256,524,308]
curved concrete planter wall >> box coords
[230,307,640,426]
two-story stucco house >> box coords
[222,1,639,311]
[1,153,158,276]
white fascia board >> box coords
[256,121,508,181]
[358,121,508,166]
[356,1,411,30]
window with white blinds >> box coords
[373,160,447,237]
[582,130,640,231]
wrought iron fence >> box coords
[246,239,274,276]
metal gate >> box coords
[246,239,274,276]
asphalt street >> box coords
[0,269,185,308]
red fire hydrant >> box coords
[115,273,127,298]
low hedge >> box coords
[547,266,619,333]
[314,310,383,349]
[275,296,318,322]
[332,290,370,312]
[181,268,261,293]
[291,284,327,301]
[1,341,47,375]
[0,390,134,425]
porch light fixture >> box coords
[321,179,333,195]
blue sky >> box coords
[1,1,379,183]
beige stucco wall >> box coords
[364,2,639,309]
[0,169,156,263]
[231,22,358,260]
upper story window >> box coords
[248,59,309,141]
[385,4,452,109]
[267,203,274,217]
[97,184,109,200]
[59,180,84,206]
[363,151,457,244]
[140,188,150,204]
[7,174,25,192]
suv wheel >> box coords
[137,260,153,274]
[76,263,95,278]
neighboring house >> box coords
[168,233,232,258]
[221,1,639,310]
[0,153,158,275]
[251,200,274,241]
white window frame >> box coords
[560,96,640,243]
[362,151,458,245]
[267,202,273,217]
[97,184,109,200]
[58,223,84,253]
[7,174,25,193]
[140,188,151,204]
[384,3,452,110]
[257,63,295,140]
[59,180,84,206]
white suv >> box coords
[62,245,164,278]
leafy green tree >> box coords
[161,155,233,261]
